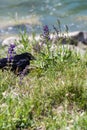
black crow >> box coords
[0,52,35,74]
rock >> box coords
[51,31,87,45]
[2,36,19,46]
[70,31,87,45]
[1,36,25,51]
[62,44,86,57]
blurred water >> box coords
[0,0,87,39]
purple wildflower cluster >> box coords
[43,25,50,41]
[7,44,16,61]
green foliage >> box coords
[0,25,87,129]
[16,31,33,53]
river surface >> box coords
[0,0,87,41]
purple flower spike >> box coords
[43,25,49,36]
[10,44,16,49]
[43,25,50,41]
[7,43,16,62]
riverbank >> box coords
[1,31,87,58]
[0,30,87,129]
[0,0,87,44]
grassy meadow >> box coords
[0,24,87,130]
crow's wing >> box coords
[16,59,29,67]
[12,58,30,72]
[13,54,28,61]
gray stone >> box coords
[2,36,18,46]
[71,31,87,45]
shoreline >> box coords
[2,31,87,45]
[1,31,87,57]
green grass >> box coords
[0,30,87,130]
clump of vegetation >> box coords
[0,22,87,130]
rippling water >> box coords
[0,0,87,39]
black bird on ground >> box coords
[0,52,35,74]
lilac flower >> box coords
[43,25,49,34]
[7,43,16,61]
[43,25,50,41]
[8,44,15,53]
